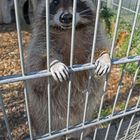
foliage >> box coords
[100,6,114,34]
[101,6,140,82]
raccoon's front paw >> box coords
[50,60,70,82]
[95,53,111,76]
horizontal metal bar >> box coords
[101,0,140,15]
[0,55,140,85]
[112,2,140,15]
[35,106,140,140]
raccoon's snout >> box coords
[59,13,73,24]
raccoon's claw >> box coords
[50,60,69,82]
[95,53,111,76]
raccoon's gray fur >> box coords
[26,0,109,139]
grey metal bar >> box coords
[0,56,140,85]
[132,121,140,140]
[123,105,140,140]
[115,64,140,139]
[80,0,102,139]
[132,82,140,139]
[14,0,33,139]
[93,92,106,140]
[105,0,140,138]
[123,67,140,140]
[70,0,77,67]
[116,62,140,140]
[122,67,140,138]
[110,0,122,58]
[122,63,140,140]
[0,93,12,140]
[114,1,140,138]
[93,35,139,140]
[98,0,123,139]
[46,0,51,134]
[66,0,77,138]
[1,0,140,140]
[126,0,140,57]
[36,106,140,140]
[112,1,140,15]
[104,64,125,140]
[91,0,102,63]
[123,114,136,140]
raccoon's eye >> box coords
[53,0,59,5]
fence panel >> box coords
[0,0,140,140]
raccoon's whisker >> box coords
[38,14,54,19]
[79,9,91,14]
[80,11,93,16]
[80,15,93,17]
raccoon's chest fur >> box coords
[52,26,94,65]
[27,23,105,136]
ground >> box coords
[0,24,139,140]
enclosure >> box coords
[0,0,140,140]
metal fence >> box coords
[113,0,140,13]
[0,0,140,140]
[102,0,140,15]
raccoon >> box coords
[26,0,111,139]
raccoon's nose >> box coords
[59,13,73,24]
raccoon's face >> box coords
[49,0,96,30]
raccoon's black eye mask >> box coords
[50,0,92,15]
[38,0,95,30]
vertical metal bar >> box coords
[14,1,24,76]
[115,118,124,140]
[132,121,140,140]
[66,0,77,139]
[115,64,140,140]
[46,0,51,134]
[94,0,123,139]
[0,92,12,140]
[90,0,102,63]
[80,1,102,140]
[122,63,140,140]
[126,0,140,57]
[105,0,140,138]
[123,114,135,140]
[114,1,140,139]
[131,64,140,140]
[132,77,140,140]
[70,0,77,67]
[110,0,123,58]
[92,91,106,140]
[124,67,140,112]
[104,64,125,140]
[92,0,123,139]
[14,0,33,139]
